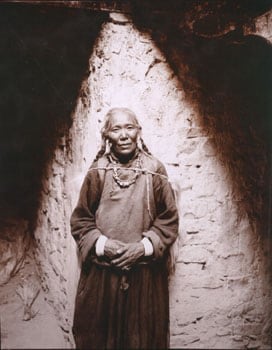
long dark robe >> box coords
[71,151,179,349]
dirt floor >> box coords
[0,250,68,349]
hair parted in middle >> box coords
[93,107,152,162]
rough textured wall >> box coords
[254,10,272,40]
[131,2,272,235]
[33,10,272,350]
[0,220,30,285]
[33,95,95,346]
[0,2,106,301]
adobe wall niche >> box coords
[35,10,272,349]
[0,3,271,349]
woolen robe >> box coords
[70,151,179,349]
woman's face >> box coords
[107,111,140,158]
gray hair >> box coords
[93,107,151,162]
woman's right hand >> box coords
[104,239,126,260]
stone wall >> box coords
[253,10,272,40]
[33,10,272,349]
[0,220,30,285]
[33,94,94,346]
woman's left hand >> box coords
[111,242,145,270]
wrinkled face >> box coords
[107,111,140,158]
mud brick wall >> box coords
[33,10,272,349]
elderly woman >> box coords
[71,107,179,349]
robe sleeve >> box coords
[143,161,179,259]
[70,163,103,258]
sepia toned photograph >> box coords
[0,1,271,349]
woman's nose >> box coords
[120,129,128,138]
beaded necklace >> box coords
[108,152,142,188]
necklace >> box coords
[109,153,142,188]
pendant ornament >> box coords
[109,153,141,188]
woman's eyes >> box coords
[111,126,135,132]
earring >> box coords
[137,136,143,151]
[137,137,143,151]
[105,139,111,154]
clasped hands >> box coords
[104,239,145,271]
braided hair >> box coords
[93,108,152,162]
[93,143,106,162]
[139,137,152,156]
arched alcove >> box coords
[0,2,271,349]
